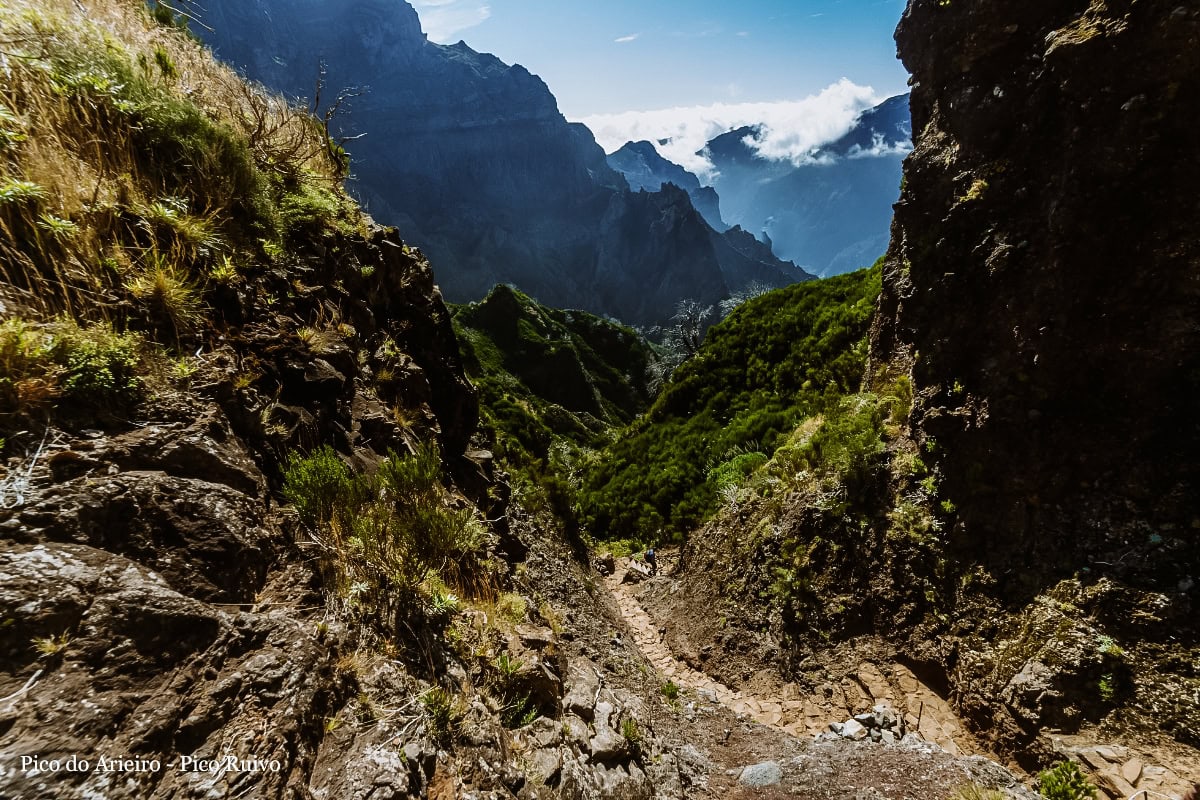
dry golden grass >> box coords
[0,0,351,322]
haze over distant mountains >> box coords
[195,0,811,327]
[705,94,911,276]
[601,95,912,277]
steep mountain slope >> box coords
[453,284,654,466]
[705,94,911,276]
[194,0,807,326]
[580,265,881,541]
[657,1,1200,794]
[607,140,727,230]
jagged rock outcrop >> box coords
[704,95,911,276]
[0,223,481,798]
[607,141,727,230]
[196,0,808,327]
[867,0,1200,774]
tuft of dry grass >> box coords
[125,251,203,336]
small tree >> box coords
[647,298,713,392]
[719,281,773,317]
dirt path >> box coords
[604,558,978,754]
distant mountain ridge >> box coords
[606,141,726,230]
[195,0,810,326]
[702,94,912,276]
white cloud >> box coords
[411,0,491,43]
[846,132,914,159]
[576,79,882,179]
[614,33,640,43]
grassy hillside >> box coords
[0,0,487,623]
[579,263,882,542]
[0,0,357,341]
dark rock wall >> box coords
[0,225,482,799]
[872,0,1200,604]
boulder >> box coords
[840,719,869,740]
[589,724,628,762]
[738,761,783,788]
[563,657,601,721]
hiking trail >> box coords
[603,555,978,754]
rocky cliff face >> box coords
[654,1,1200,791]
[705,95,911,276]
[869,0,1199,775]
[196,0,804,327]
[0,225,481,799]
[874,0,1199,623]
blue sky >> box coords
[410,0,911,117]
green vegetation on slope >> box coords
[283,443,487,628]
[579,262,882,542]
[453,284,655,524]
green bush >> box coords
[620,717,643,754]
[775,394,887,500]
[282,443,485,623]
[1036,761,1096,800]
[282,445,355,528]
[499,694,538,729]
[377,441,442,504]
[0,317,143,420]
[279,178,357,240]
[708,451,768,492]
[421,687,463,743]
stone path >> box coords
[604,560,977,754]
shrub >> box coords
[496,593,527,623]
[771,393,888,506]
[1037,761,1097,800]
[421,687,463,742]
[620,718,643,754]
[377,441,442,505]
[0,317,144,420]
[660,681,680,701]
[283,443,487,627]
[499,694,538,729]
[279,178,357,240]
[282,445,354,528]
[708,451,768,493]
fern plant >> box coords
[1037,761,1097,800]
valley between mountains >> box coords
[0,1,1197,799]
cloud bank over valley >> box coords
[578,79,884,178]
